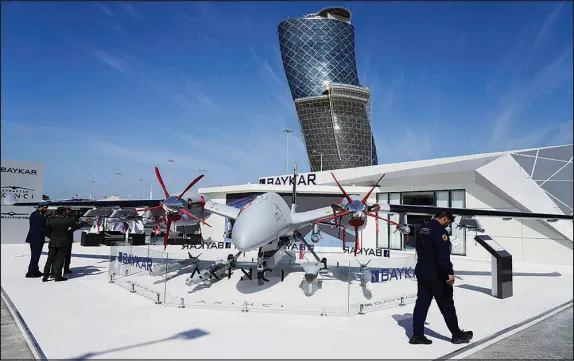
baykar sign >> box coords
[259,173,317,186]
[1,160,45,244]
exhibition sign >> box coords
[1,160,45,244]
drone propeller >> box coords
[327,172,393,256]
[132,166,212,250]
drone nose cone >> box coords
[232,231,251,252]
[231,204,278,251]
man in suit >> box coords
[25,202,49,278]
[43,207,86,282]
[63,207,75,274]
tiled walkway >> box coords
[1,297,35,359]
[465,305,573,359]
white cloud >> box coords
[121,2,143,21]
[95,2,114,17]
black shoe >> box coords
[34,271,44,277]
[42,276,49,282]
[64,269,72,274]
[54,277,68,282]
[26,273,42,278]
[409,335,433,345]
[452,330,473,344]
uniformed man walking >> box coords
[410,210,473,345]
[42,207,86,282]
[25,202,49,278]
[63,207,75,274]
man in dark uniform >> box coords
[25,202,49,278]
[42,207,86,282]
[63,207,75,274]
[410,210,473,345]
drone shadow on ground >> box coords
[151,265,197,285]
[234,262,359,295]
[72,328,209,360]
[392,313,451,342]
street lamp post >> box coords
[282,129,293,174]
[312,150,323,172]
[168,159,175,192]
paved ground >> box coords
[464,305,573,359]
[1,297,35,359]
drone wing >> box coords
[290,206,339,227]
[380,204,573,221]
[203,199,241,220]
[3,194,163,209]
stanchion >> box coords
[179,298,185,308]
[130,283,136,293]
[399,296,405,307]
[109,273,115,283]
[155,293,162,304]
[242,301,249,312]
[359,304,365,315]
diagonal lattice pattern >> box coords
[278,15,378,171]
[511,145,573,215]
[278,17,360,100]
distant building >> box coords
[278,7,378,172]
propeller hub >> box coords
[346,200,367,227]
[162,196,185,214]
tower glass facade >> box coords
[278,7,378,172]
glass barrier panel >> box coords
[108,244,169,303]
[347,250,418,315]
[108,243,423,317]
[158,248,354,316]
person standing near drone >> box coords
[410,210,473,345]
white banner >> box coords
[1,160,45,244]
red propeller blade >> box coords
[330,173,354,205]
[177,174,205,200]
[179,208,211,227]
[354,226,359,256]
[366,212,400,226]
[164,218,172,250]
[154,166,170,199]
[360,174,386,205]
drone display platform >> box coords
[1,243,572,359]
[107,243,419,316]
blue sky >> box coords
[1,1,572,200]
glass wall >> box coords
[376,193,389,249]
[374,189,467,255]
[450,190,466,255]
[388,193,402,250]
